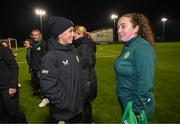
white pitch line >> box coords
[17,61,27,64]
[97,55,117,58]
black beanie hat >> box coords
[49,16,74,38]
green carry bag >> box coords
[120,101,148,124]
[136,110,148,124]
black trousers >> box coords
[0,88,27,123]
[83,100,93,123]
[31,69,41,90]
[49,112,83,124]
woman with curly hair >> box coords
[114,12,156,121]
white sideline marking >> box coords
[17,61,27,64]
[98,55,117,58]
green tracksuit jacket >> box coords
[114,35,156,119]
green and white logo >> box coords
[58,121,65,124]
[76,56,80,63]
[37,47,41,51]
[124,51,130,59]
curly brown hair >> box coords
[122,13,155,47]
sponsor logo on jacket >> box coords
[62,60,69,66]
[124,51,130,59]
[37,47,41,51]
[42,69,49,74]
[76,56,80,63]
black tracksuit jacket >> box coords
[30,40,47,70]
[0,46,18,89]
[40,37,86,120]
[73,36,97,101]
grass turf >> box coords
[15,42,180,123]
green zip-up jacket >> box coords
[114,35,156,115]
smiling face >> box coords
[58,27,74,45]
[117,16,139,42]
[31,29,42,41]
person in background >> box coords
[40,16,86,123]
[1,41,21,88]
[29,28,49,107]
[73,25,97,123]
[1,41,9,47]
[114,12,156,121]
[0,45,27,123]
[23,39,32,71]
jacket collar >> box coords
[124,35,141,47]
[49,36,73,51]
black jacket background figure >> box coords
[73,36,97,101]
[0,45,27,123]
[73,36,97,123]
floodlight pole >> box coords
[161,17,167,42]
[35,9,46,34]
[111,14,118,42]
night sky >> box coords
[0,0,179,43]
